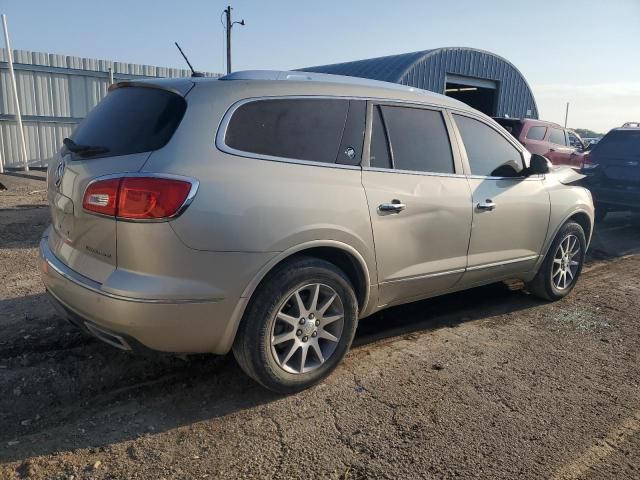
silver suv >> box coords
[40,71,594,392]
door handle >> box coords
[477,199,496,211]
[379,200,406,213]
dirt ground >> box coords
[1,172,639,480]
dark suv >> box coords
[494,118,586,169]
[581,124,640,221]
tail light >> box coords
[581,153,599,171]
[83,176,195,220]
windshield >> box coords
[67,86,187,159]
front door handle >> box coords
[379,200,406,213]
[477,199,496,211]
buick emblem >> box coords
[54,158,66,189]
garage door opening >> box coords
[445,75,497,116]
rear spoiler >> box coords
[108,79,195,97]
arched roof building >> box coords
[301,47,538,119]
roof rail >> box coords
[622,122,640,128]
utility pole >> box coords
[224,5,245,75]
[564,102,570,128]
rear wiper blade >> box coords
[63,137,109,156]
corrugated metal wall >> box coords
[0,48,219,168]
[302,47,539,119]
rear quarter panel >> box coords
[141,81,378,286]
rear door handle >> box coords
[379,200,406,213]
[477,199,496,211]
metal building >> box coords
[0,48,219,168]
[302,47,538,119]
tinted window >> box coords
[453,114,524,177]
[594,130,640,158]
[526,126,547,141]
[337,100,366,166]
[548,128,566,145]
[69,87,186,159]
[379,106,454,173]
[225,98,349,164]
[370,105,392,169]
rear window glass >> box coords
[526,126,547,141]
[69,86,186,159]
[594,130,640,158]
[225,98,350,164]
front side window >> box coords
[370,105,454,173]
[453,114,524,177]
[526,126,547,141]
[567,131,583,149]
[224,98,350,164]
[548,128,567,146]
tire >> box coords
[526,221,586,301]
[233,256,358,393]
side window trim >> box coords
[363,100,466,176]
[446,109,529,179]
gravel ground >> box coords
[1,172,639,479]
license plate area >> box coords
[52,192,75,242]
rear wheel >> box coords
[526,221,586,301]
[233,257,358,393]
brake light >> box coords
[581,153,599,170]
[83,177,193,219]
[83,178,120,216]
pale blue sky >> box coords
[1,0,639,132]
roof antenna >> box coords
[174,42,204,77]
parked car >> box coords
[581,123,640,221]
[582,137,601,149]
[40,71,594,392]
[494,118,586,168]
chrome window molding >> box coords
[215,95,462,172]
[363,166,467,179]
[41,240,222,304]
[82,172,200,223]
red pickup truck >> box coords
[494,118,586,169]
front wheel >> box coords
[526,221,586,301]
[233,257,358,393]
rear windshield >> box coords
[493,119,523,141]
[68,86,186,159]
[594,130,640,158]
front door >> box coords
[450,113,550,284]
[362,103,472,307]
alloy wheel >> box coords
[270,283,344,374]
[552,234,581,290]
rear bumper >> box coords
[39,237,248,354]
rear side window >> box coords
[548,128,567,146]
[453,114,524,177]
[373,105,454,173]
[69,86,186,159]
[594,130,640,157]
[225,98,350,164]
[526,126,547,141]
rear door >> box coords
[47,83,190,282]
[362,103,472,307]
[546,127,573,166]
[450,113,550,284]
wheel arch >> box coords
[539,208,594,266]
[241,241,372,314]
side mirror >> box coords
[527,154,551,175]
